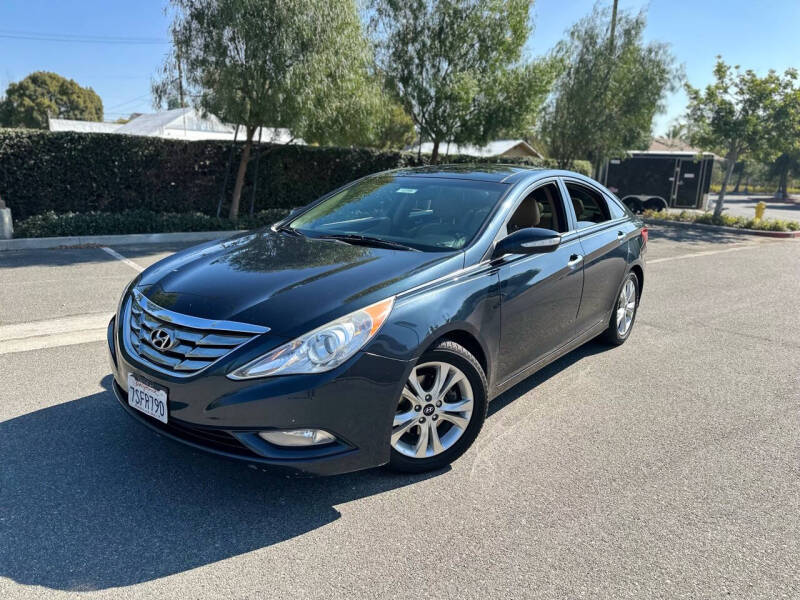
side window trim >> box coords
[604,192,632,219]
[561,177,628,236]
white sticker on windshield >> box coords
[396,188,418,194]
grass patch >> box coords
[644,209,800,232]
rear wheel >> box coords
[388,341,487,473]
[602,272,639,345]
[643,196,668,212]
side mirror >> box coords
[492,227,561,258]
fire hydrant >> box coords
[755,201,766,221]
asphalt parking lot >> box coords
[1,225,798,599]
[683,194,800,222]
[721,195,800,222]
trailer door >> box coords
[675,159,702,208]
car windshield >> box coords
[288,175,507,252]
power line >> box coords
[0,29,168,45]
[105,92,152,110]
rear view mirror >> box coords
[493,227,561,258]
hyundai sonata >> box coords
[108,165,646,475]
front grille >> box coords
[125,289,269,376]
[160,418,260,457]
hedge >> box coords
[14,208,290,238]
[0,128,592,223]
[643,209,800,232]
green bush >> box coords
[0,129,591,224]
[14,208,290,238]
[643,209,799,232]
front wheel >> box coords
[388,341,488,473]
[602,271,639,345]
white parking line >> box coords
[0,313,112,355]
[101,246,144,272]
[648,243,764,264]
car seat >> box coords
[507,196,540,233]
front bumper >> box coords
[108,317,411,475]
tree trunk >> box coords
[229,126,255,221]
[593,158,604,181]
[430,139,441,165]
[731,163,744,193]
[714,150,738,218]
[776,162,789,201]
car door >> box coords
[562,179,633,334]
[496,180,584,383]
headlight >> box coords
[228,297,394,379]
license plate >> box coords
[127,373,168,424]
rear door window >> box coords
[606,195,629,219]
[565,182,612,229]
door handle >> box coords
[567,254,583,268]
[617,231,625,240]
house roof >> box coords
[412,139,543,159]
[108,108,300,143]
[115,108,231,136]
[48,118,122,133]
[648,136,702,153]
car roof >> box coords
[392,164,546,183]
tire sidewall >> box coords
[389,343,487,472]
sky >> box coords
[1,0,798,134]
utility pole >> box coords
[608,0,619,54]
[176,48,185,108]
[597,0,619,180]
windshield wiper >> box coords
[276,224,303,237]
[319,233,419,252]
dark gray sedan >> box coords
[108,165,647,475]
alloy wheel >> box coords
[616,277,637,336]
[391,361,474,459]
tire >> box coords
[602,271,640,346]
[643,197,668,212]
[388,340,488,473]
[621,196,644,214]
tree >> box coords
[768,151,800,200]
[0,71,103,129]
[768,71,800,200]
[685,59,789,216]
[540,4,678,174]
[369,0,558,164]
[298,78,417,150]
[158,0,374,219]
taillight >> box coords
[641,227,648,247]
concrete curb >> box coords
[0,229,245,251]
[645,218,800,239]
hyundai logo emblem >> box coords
[150,327,175,350]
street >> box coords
[1,225,798,599]
[703,194,800,222]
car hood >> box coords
[134,229,462,336]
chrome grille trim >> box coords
[123,289,269,377]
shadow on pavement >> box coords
[647,223,751,245]
[1,341,613,592]
[0,375,440,591]
[489,340,609,417]
[0,241,205,269]
[0,246,117,269]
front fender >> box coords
[365,262,501,389]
